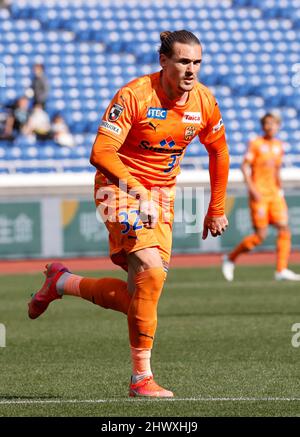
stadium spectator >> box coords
[31,63,49,108]
[0,0,11,9]
[0,96,30,140]
[23,103,51,140]
[222,113,300,282]
[51,114,75,148]
[28,30,229,397]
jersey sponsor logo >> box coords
[149,121,160,131]
[108,103,124,122]
[182,112,201,124]
[212,118,224,133]
[184,126,196,141]
[160,136,176,148]
[138,139,182,155]
[100,120,122,135]
[147,107,168,119]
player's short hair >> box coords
[260,112,281,126]
[159,30,201,58]
[34,63,45,71]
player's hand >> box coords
[202,214,228,240]
[139,199,158,229]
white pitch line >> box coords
[165,281,293,288]
[1,397,300,405]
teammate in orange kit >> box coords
[28,30,230,397]
[222,113,300,282]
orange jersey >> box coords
[244,136,283,197]
[91,71,229,216]
[95,71,225,187]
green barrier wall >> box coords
[0,193,299,259]
[0,201,41,257]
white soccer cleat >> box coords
[222,255,235,282]
[274,269,300,281]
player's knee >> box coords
[277,223,289,232]
[277,225,291,238]
[145,267,166,295]
[132,267,166,304]
[128,247,163,273]
[256,228,267,243]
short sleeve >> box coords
[98,87,139,145]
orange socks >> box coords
[79,277,131,314]
[127,267,166,349]
[229,234,262,262]
[276,229,291,272]
[60,274,131,315]
[58,267,166,378]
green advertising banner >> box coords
[1,192,298,259]
[62,200,109,256]
[222,194,300,250]
[0,202,41,257]
[62,193,300,256]
[172,188,202,252]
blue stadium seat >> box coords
[0,0,298,173]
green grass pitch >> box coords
[0,265,300,417]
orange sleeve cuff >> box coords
[90,133,148,199]
[205,134,230,216]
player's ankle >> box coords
[132,372,153,383]
[56,272,72,295]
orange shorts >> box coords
[250,192,288,229]
[94,180,175,271]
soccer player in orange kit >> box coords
[222,113,300,282]
[28,30,230,397]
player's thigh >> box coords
[127,265,136,295]
[128,247,163,272]
[126,207,173,271]
[249,198,269,229]
[269,194,288,226]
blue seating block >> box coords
[1,0,298,173]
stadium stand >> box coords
[0,0,300,174]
